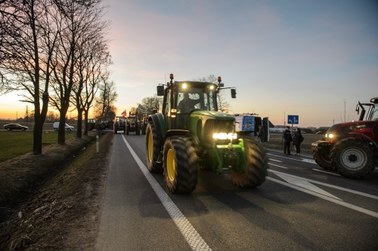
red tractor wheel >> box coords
[313,151,333,170]
[331,138,375,179]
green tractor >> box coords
[145,74,268,194]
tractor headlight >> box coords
[212,132,237,140]
[325,133,335,139]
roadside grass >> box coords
[0,131,75,162]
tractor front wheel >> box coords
[313,151,333,170]
[331,138,374,179]
[163,136,198,194]
[231,137,268,188]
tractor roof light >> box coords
[209,84,215,90]
[181,83,188,90]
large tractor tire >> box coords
[313,151,333,170]
[163,136,199,194]
[331,138,374,179]
[136,123,140,135]
[145,122,163,173]
[230,137,268,188]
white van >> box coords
[53,122,74,131]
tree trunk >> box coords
[76,109,83,138]
[58,104,69,145]
[33,113,43,154]
[83,110,89,136]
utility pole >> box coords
[344,100,346,122]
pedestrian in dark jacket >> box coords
[282,126,292,155]
[292,128,304,155]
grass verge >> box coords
[0,131,75,162]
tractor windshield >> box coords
[368,104,378,121]
[177,86,217,113]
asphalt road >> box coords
[96,134,378,251]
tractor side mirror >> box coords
[231,88,236,98]
[157,85,164,96]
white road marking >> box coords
[312,168,341,176]
[267,152,316,164]
[272,171,341,200]
[267,176,378,218]
[122,136,212,251]
[301,158,316,164]
[268,170,378,218]
[269,163,288,169]
[269,158,283,163]
[269,169,378,200]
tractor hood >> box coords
[189,110,235,121]
[188,110,236,142]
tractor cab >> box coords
[157,74,236,130]
[356,97,378,121]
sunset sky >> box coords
[1,0,377,127]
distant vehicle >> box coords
[53,122,74,131]
[3,123,28,131]
[125,108,140,135]
[113,116,126,134]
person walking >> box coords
[282,126,292,155]
[292,128,304,155]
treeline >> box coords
[0,0,115,154]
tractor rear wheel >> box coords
[331,138,374,179]
[163,136,198,194]
[231,137,268,188]
[145,122,163,173]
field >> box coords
[0,131,75,162]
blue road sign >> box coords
[288,115,299,124]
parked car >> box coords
[3,123,28,131]
[53,122,74,131]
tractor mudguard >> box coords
[165,129,190,139]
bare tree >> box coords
[70,3,110,137]
[137,95,162,117]
[93,77,117,123]
[49,0,103,144]
[0,0,59,154]
[198,74,230,112]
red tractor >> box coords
[312,97,378,178]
